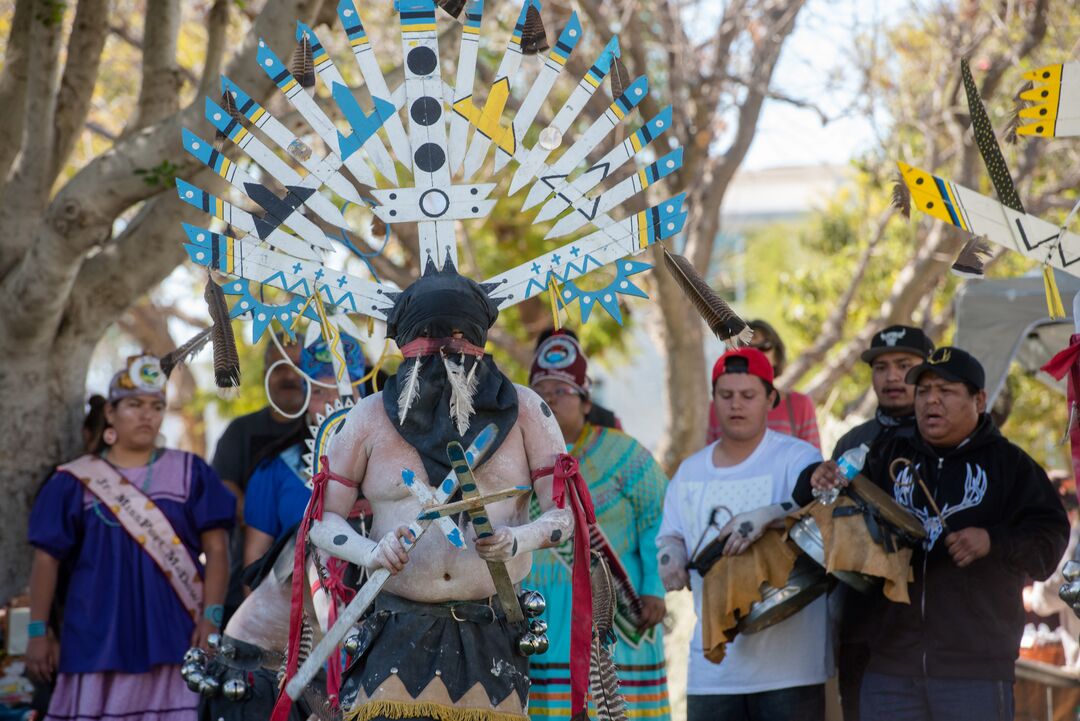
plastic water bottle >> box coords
[836,443,869,480]
[817,443,869,505]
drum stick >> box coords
[889,458,949,533]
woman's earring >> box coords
[103,428,117,446]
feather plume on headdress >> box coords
[662,247,752,346]
[950,237,994,278]
[960,58,1025,280]
[1004,80,1034,145]
[437,0,466,19]
[214,90,245,150]
[520,6,549,55]
[610,56,629,101]
[397,356,423,424]
[160,326,213,379]
[204,275,242,398]
[442,353,479,436]
[891,172,911,218]
[291,34,316,97]
[588,553,627,721]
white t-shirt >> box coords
[659,430,830,695]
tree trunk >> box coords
[0,339,97,600]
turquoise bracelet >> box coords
[27,621,47,639]
[203,604,224,628]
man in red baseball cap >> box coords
[657,347,827,721]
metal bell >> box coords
[222,678,248,701]
[198,675,222,698]
[529,619,548,635]
[207,633,222,651]
[184,670,206,693]
[517,632,541,656]
[180,663,202,682]
[343,634,362,656]
[1065,560,1080,583]
[534,634,549,654]
[183,647,207,665]
[520,590,546,618]
[1060,581,1080,606]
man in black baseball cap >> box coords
[826,325,934,720]
[833,325,934,460]
[806,345,1069,720]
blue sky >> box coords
[731,0,904,169]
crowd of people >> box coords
[17,316,1073,721]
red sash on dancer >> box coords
[533,453,596,719]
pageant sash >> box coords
[59,454,203,618]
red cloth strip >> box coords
[399,337,486,359]
[323,557,355,707]
[270,455,349,721]
[1042,335,1080,488]
[531,466,554,482]
[549,454,596,717]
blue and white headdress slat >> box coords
[484,193,689,307]
[173,0,753,364]
[455,0,539,179]
[217,76,366,206]
[533,105,673,225]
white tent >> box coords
[953,270,1080,406]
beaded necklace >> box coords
[90,447,161,528]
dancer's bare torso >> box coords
[312,385,571,602]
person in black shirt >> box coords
[832,325,933,460]
[826,324,932,720]
[802,347,1069,721]
[212,338,304,619]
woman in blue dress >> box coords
[25,356,235,721]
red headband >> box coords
[399,337,487,359]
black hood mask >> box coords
[380,258,518,486]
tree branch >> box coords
[0,0,329,342]
[779,206,894,390]
[0,0,34,183]
[109,20,199,87]
[65,192,199,340]
[50,0,111,183]
[126,0,183,134]
[0,0,65,274]
[198,0,231,98]
[688,0,806,267]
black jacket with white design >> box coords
[860,414,1068,681]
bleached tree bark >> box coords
[0,0,330,604]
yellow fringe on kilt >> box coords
[344,700,528,721]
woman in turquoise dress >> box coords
[526,331,671,720]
